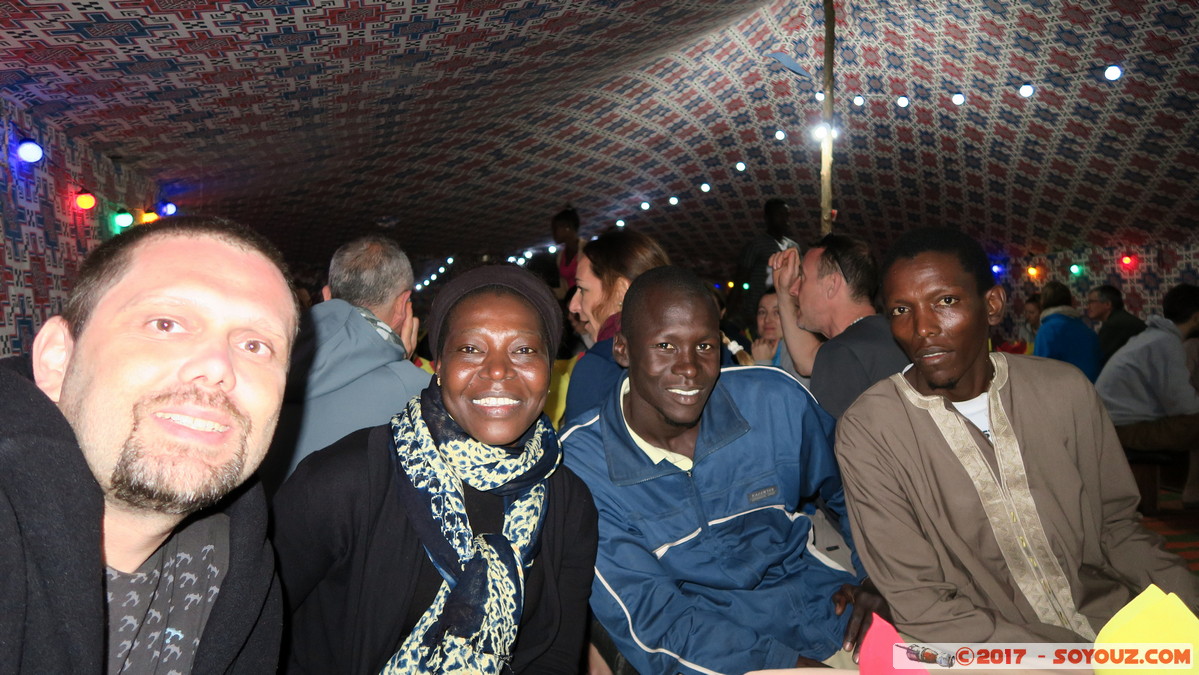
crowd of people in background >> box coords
[1,208,1197,675]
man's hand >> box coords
[400,315,420,362]
[751,338,777,362]
[832,578,891,662]
[769,248,801,299]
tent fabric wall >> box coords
[2,99,155,356]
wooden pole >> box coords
[820,0,836,235]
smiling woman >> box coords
[272,265,598,675]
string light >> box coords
[156,201,177,217]
[1019,83,1035,98]
[616,219,625,227]
[1104,65,1123,81]
[17,140,43,163]
[951,93,966,106]
[640,201,650,210]
[1069,264,1083,276]
[548,245,558,254]
[1027,265,1040,278]
[735,161,746,172]
[896,96,910,108]
[852,95,865,106]
[668,196,679,205]
[141,212,159,224]
[700,183,711,192]
[446,256,454,264]
[113,209,134,229]
[990,264,1003,275]
[814,91,825,102]
[774,129,786,141]
[76,191,97,210]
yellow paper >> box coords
[1095,584,1199,674]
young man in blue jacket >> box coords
[562,266,886,674]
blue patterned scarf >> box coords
[382,384,560,674]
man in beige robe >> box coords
[836,227,1197,643]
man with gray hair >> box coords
[263,235,428,490]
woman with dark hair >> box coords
[272,265,598,674]
[563,229,670,423]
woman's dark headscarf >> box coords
[427,264,563,359]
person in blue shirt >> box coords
[562,266,886,674]
[1033,280,1102,382]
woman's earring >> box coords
[436,374,442,387]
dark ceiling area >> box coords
[2,0,1196,280]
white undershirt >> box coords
[951,391,992,439]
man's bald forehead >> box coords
[620,266,718,340]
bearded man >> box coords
[1,217,298,673]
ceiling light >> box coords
[810,123,839,140]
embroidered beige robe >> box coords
[836,353,1197,642]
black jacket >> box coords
[272,424,598,674]
[0,356,282,674]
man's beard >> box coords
[108,388,252,516]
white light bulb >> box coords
[951,93,965,106]
[548,245,558,254]
[615,219,625,227]
[852,95,865,106]
[1019,83,1035,98]
[669,196,679,205]
[438,266,446,273]
[815,91,825,101]
[446,256,454,264]
[700,183,710,192]
[735,162,746,172]
[640,201,650,210]
[774,129,786,141]
[524,250,533,258]
[896,96,910,108]
[1104,65,1122,81]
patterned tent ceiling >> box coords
[2,0,1196,279]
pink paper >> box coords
[859,613,930,675]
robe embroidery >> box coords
[893,352,1096,640]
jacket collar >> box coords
[598,372,750,486]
